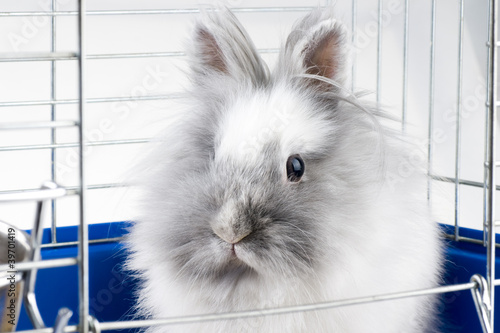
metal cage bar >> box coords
[0,138,149,152]
[376,0,382,103]
[76,1,89,332]
[5,279,485,333]
[485,0,499,328]
[427,0,437,204]
[50,0,58,244]
[454,0,465,241]
[0,7,316,17]
[401,0,409,132]
[351,0,356,92]
[483,0,493,247]
[0,48,280,62]
[0,94,178,108]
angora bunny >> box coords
[126,7,443,333]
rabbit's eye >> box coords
[286,155,304,182]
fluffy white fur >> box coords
[126,8,443,333]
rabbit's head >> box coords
[135,8,385,288]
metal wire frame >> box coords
[485,0,498,328]
[350,0,356,92]
[376,0,382,104]
[50,0,58,244]
[76,1,89,330]
[3,276,494,333]
[0,94,178,108]
[0,7,315,17]
[401,0,409,132]
[453,0,465,241]
[427,0,436,205]
[0,1,499,332]
[0,49,281,62]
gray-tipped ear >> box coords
[277,9,349,90]
[189,8,269,87]
[194,26,229,74]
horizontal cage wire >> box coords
[0,0,499,332]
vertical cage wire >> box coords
[484,0,494,247]
[50,0,58,244]
[401,0,409,132]
[485,0,498,327]
[351,0,356,92]
[76,0,89,332]
[454,0,465,241]
[427,0,437,204]
[376,0,382,104]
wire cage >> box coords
[0,0,499,332]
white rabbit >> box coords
[126,7,443,333]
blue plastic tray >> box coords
[15,222,500,332]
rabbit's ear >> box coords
[194,27,229,74]
[278,10,349,89]
[189,8,269,87]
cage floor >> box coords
[15,222,500,333]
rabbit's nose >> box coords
[211,198,253,244]
[213,228,251,244]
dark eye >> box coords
[286,154,305,182]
